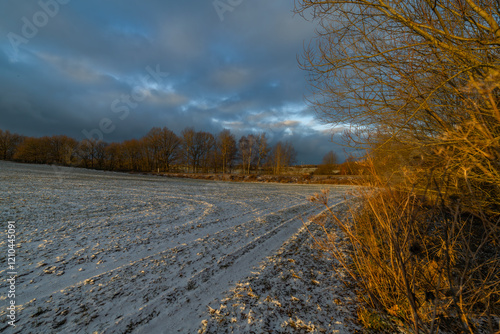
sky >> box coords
[0,0,347,164]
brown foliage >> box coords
[1,125,301,176]
[0,129,23,160]
[310,178,499,333]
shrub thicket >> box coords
[297,0,500,330]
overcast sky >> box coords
[0,0,347,164]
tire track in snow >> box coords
[11,203,323,333]
[8,197,314,307]
[106,204,331,334]
[0,161,355,333]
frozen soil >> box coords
[198,203,360,334]
[0,161,359,333]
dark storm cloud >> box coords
[0,0,344,163]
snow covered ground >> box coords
[0,161,359,333]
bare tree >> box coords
[296,0,500,210]
[198,131,216,173]
[317,150,339,174]
[296,0,500,150]
[143,128,161,172]
[239,135,257,174]
[48,135,78,165]
[322,150,338,165]
[269,141,297,174]
[94,141,108,169]
[218,129,237,174]
[0,130,22,161]
[105,142,124,171]
[255,133,270,172]
[77,139,104,169]
[121,139,144,171]
[181,127,198,172]
[14,137,49,164]
[181,128,214,173]
[158,127,181,172]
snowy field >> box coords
[0,161,359,333]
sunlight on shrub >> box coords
[310,157,499,333]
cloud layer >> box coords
[0,0,346,163]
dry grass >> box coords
[310,183,499,333]
[309,73,500,333]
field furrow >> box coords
[0,161,355,333]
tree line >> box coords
[0,127,298,174]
